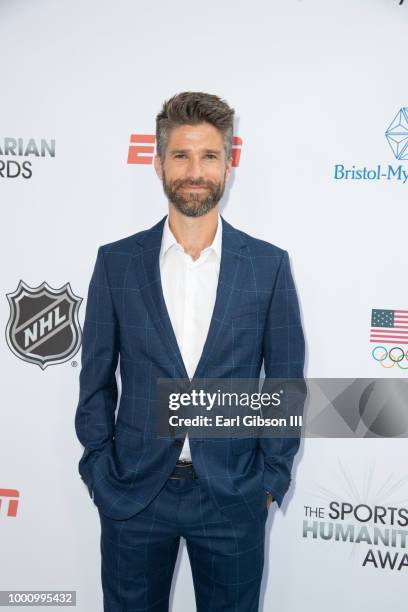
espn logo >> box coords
[0,489,19,517]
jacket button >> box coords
[174,439,183,448]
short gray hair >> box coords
[155,91,235,164]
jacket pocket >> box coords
[231,310,259,320]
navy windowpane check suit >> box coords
[75,214,305,611]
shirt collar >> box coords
[160,212,222,260]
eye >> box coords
[206,154,217,159]
[174,154,186,159]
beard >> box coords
[161,169,227,218]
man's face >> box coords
[154,122,232,218]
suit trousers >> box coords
[98,476,268,612]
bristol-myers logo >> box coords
[334,107,408,183]
[385,107,408,160]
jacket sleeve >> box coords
[74,246,120,498]
[260,250,305,507]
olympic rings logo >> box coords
[371,345,408,369]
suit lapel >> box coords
[134,215,187,378]
[134,214,247,380]
[192,216,246,379]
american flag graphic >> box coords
[370,309,408,345]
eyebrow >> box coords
[169,148,222,155]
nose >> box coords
[186,156,203,180]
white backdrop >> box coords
[1,1,407,610]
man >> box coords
[75,91,305,612]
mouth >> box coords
[180,185,208,190]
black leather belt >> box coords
[170,461,197,480]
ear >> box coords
[153,155,163,180]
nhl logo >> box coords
[6,281,82,369]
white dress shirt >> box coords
[159,212,222,461]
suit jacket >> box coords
[75,214,305,521]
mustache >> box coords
[173,179,215,189]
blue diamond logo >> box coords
[385,107,408,160]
